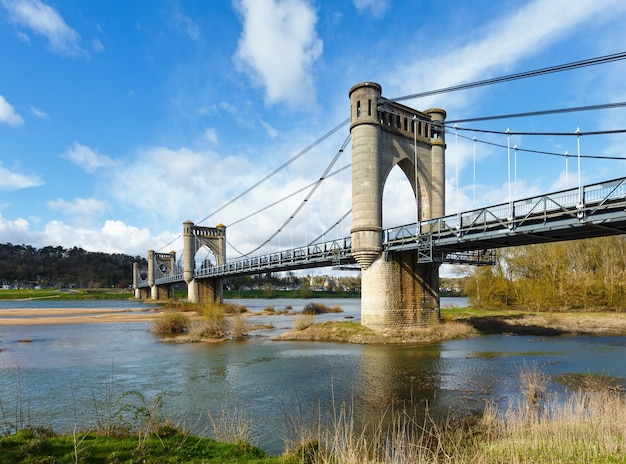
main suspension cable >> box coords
[194,117,350,226]
[451,126,626,137]
[307,209,352,246]
[227,163,351,229]
[391,51,626,102]
[447,101,626,125]
[237,135,352,258]
[448,129,626,160]
[156,117,350,252]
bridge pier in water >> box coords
[148,249,176,300]
[350,82,446,330]
[183,220,226,304]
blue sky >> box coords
[1,0,626,270]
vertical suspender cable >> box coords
[455,124,459,215]
[514,144,518,203]
[576,127,582,206]
[413,116,419,227]
[472,136,476,207]
[506,128,512,219]
[565,150,569,187]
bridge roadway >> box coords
[141,176,626,287]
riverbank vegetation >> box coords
[0,288,134,300]
[1,365,624,463]
[0,243,140,289]
[151,301,255,341]
[465,236,626,311]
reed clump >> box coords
[279,364,626,463]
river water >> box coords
[1,297,625,455]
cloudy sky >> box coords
[2,0,626,270]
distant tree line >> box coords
[465,236,626,311]
[0,243,143,289]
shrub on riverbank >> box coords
[152,311,190,333]
[301,302,342,315]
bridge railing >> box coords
[143,177,626,284]
[385,176,626,257]
[194,236,354,278]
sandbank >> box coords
[0,307,163,325]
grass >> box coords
[153,301,252,341]
[0,288,134,300]
[294,314,315,331]
[275,320,478,344]
[0,428,274,463]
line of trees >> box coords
[464,236,626,311]
[0,243,142,289]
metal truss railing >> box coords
[194,237,354,279]
[385,176,626,260]
[142,176,626,286]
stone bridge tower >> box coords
[183,220,227,303]
[349,82,446,330]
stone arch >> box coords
[183,221,226,303]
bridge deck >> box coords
[137,176,626,287]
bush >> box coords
[302,302,343,315]
[294,314,315,331]
[222,303,247,314]
[262,306,276,314]
[229,315,248,339]
[152,312,190,334]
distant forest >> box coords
[0,243,143,289]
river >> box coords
[1,297,625,455]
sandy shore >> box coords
[0,307,163,325]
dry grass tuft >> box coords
[152,312,190,334]
[302,302,343,315]
[229,315,248,339]
[294,314,315,331]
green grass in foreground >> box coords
[0,429,279,464]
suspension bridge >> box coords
[134,54,626,330]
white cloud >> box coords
[235,0,323,108]
[0,95,24,127]
[0,212,177,257]
[109,146,256,228]
[30,105,49,119]
[0,162,43,191]
[2,0,82,56]
[0,214,31,242]
[61,142,117,173]
[47,197,109,217]
[203,127,219,144]
[353,0,390,18]
[41,219,174,256]
[388,0,626,110]
[173,11,200,41]
[259,118,278,138]
[91,38,104,53]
